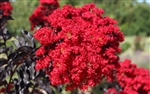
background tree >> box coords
[7,0,38,34]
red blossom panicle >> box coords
[0,2,12,16]
[34,3,124,91]
[104,88,117,94]
[39,0,59,7]
[116,59,150,94]
[0,84,13,93]
[29,0,59,30]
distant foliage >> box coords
[120,42,131,53]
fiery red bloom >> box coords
[0,84,13,93]
[39,0,59,7]
[29,0,59,30]
[0,2,12,16]
[34,3,124,90]
[116,59,150,94]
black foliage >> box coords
[0,0,9,2]
[0,10,62,94]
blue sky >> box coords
[138,0,150,4]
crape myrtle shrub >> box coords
[0,0,150,94]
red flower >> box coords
[35,56,51,70]
[34,3,124,90]
[116,59,150,94]
[29,0,59,30]
[0,84,13,93]
[104,88,117,94]
[0,2,13,16]
[39,0,59,8]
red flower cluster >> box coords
[0,2,12,16]
[29,0,59,30]
[39,0,59,6]
[116,59,150,94]
[0,84,13,93]
[34,3,124,90]
[104,88,123,94]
